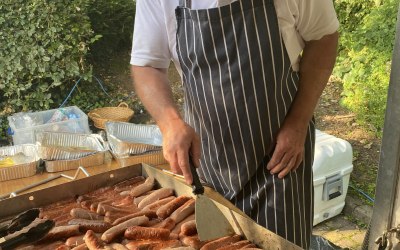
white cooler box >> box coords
[313,130,353,226]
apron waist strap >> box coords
[179,0,192,8]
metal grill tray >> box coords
[0,145,39,181]
[105,122,162,157]
[0,164,300,250]
[36,132,107,160]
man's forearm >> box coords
[285,31,339,130]
[131,65,182,130]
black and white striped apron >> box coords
[175,0,315,248]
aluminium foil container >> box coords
[105,122,162,157]
[36,132,107,161]
[0,144,39,181]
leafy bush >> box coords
[0,0,100,138]
[88,0,136,61]
[334,0,399,134]
[0,0,99,113]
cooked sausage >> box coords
[152,240,182,249]
[71,208,104,221]
[142,218,163,227]
[180,220,197,236]
[124,226,170,240]
[215,240,252,250]
[97,204,138,216]
[83,230,106,250]
[112,196,134,207]
[171,214,195,234]
[133,191,155,205]
[169,233,179,240]
[199,235,241,250]
[138,188,174,209]
[169,200,195,224]
[152,217,176,231]
[156,196,191,219]
[71,243,89,250]
[240,245,260,249]
[181,235,207,250]
[130,177,155,197]
[101,215,149,243]
[17,241,66,250]
[112,210,157,226]
[107,243,128,250]
[55,245,71,250]
[68,219,111,233]
[39,225,81,242]
[125,240,162,250]
[114,176,145,192]
[65,235,86,247]
[141,196,175,212]
[104,211,133,224]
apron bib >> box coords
[175,0,315,248]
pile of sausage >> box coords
[17,176,262,250]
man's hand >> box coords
[160,119,201,185]
[131,65,201,185]
[266,31,339,178]
[266,122,307,179]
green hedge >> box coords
[0,0,136,139]
[335,0,399,134]
[0,0,99,115]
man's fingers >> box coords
[278,156,297,179]
[166,151,183,175]
[270,152,292,174]
[293,155,303,171]
[191,135,201,168]
[177,149,192,185]
[267,145,284,170]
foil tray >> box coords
[0,144,39,181]
[105,122,162,157]
[45,151,106,172]
[113,150,167,168]
[36,132,107,160]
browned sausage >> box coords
[104,211,132,224]
[71,208,104,221]
[55,245,71,250]
[114,176,145,192]
[171,214,195,234]
[169,199,195,224]
[156,196,191,219]
[137,188,174,210]
[142,218,162,227]
[180,220,197,236]
[39,225,81,242]
[152,217,176,231]
[240,245,260,249]
[68,219,111,233]
[141,196,175,212]
[101,215,149,243]
[124,226,170,240]
[181,235,208,249]
[107,243,128,250]
[112,210,157,226]
[215,240,253,250]
[83,230,105,250]
[65,235,86,247]
[125,240,162,250]
[130,177,155,197]
[112,196,134,207]
[71,243,89,250]
[200,235,241,250]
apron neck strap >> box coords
[179,0,192,8]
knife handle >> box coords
[189,156,204,195]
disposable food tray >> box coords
[36,132,106,161]
[0,144,39,181]
[106,122,162,157]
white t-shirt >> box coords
[130,0,339,72]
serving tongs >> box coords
[0,208,40,237]
[0,219,54,250]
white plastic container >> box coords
[313,130,353,226]
[8,106,91,145]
